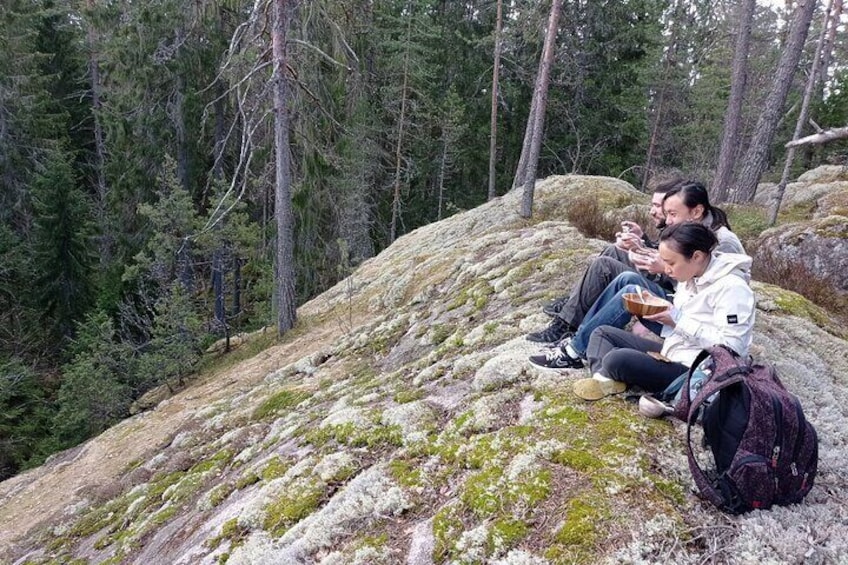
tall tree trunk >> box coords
[273,0,296,334]
[175,68,190,193]
[212,70,227,333]
[642,85,665,190]
[437,133,448,220]
[487,0,503,201]
[729,0,818,203]
[512,63,541,190]
[802,0,843,168]
[84,0,110,265]
[768,0,834,225]
[232,257,241,318]
[212,250,225,329]
[711,0,757,203]
[390,17,411,243]
[520,0,562,218]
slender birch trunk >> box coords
[487,0,503,200]
[273,0,296,334]
[390,17,411,243]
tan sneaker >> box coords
[573,377,627,401]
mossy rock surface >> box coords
[2,175,848,565]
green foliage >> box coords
[52,310,135,449]
[126,155,202,287]
[0,358,55,479]
[31,150,97,342]
[134,283,204,392]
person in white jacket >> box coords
[572,222,755,401]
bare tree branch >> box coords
[785,126,848,148]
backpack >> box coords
[673,345,819,514]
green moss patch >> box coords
[263,481,327,537]
[546,494,611,562]
[253,389,310,420]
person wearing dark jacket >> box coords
[527,181,675,343]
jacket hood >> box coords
[687,251,752,289]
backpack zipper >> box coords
[789,397,805,476]
[770,394,783,469]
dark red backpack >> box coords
[674,345,819,514]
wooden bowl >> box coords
[622,292,669,316]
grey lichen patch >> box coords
[350,315,411,355]
[471,349,532,393]
[381,401,437,444]
[228,466,411,563]
[318,538,394,565]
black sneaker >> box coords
[528,346,584,370]
[542,295,569,317]
[526,317,574,343]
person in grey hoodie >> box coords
[571,222,755,401]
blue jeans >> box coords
[570,272,670,357]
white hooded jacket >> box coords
[660,252,755,368]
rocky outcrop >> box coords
[754,165,848,214]
[1,175,847,565]
[754,215,848,294]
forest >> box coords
[0,0,846,481]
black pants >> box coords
[557,245,636,328]
[585,326,688,392]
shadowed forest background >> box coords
[1,0,846,481]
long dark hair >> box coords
[659,222,718,259]
[663,180,731,231]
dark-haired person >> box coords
[570,223,754,400]
[529,179,749,371]
[526,181,677,344]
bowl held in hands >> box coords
[622,292,669,316]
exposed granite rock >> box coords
[755,215,848,293]
[2,175,847,565]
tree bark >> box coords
[729,0,818,203]
[273,0,296,334]
[487,0,503,201]
[802,0,843,167]
[389,17,411,243]
[520,0,562,218]
[84,0,110,265]
[512,38,546,193]
[711,0,757,203]
[768,0,833,225]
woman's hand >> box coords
[643,307,675,327]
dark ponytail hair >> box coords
[663,180,732,231]
[659,222,717,259]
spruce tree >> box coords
[31,150,97,342]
